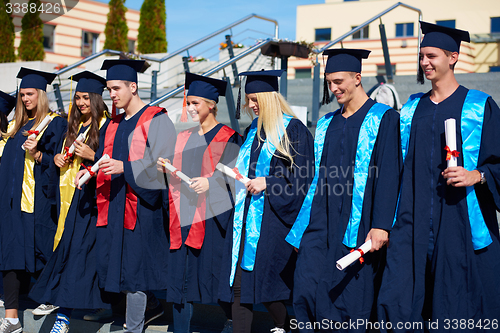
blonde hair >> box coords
[2,89,51,138]
[244,91,297,164]
[199,97,218,117]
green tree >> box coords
[104,0,129,52]
[0,0,16,62]
[18,0,45,61]
[138,0,167,54]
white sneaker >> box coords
[270,328,286,333]
[32,304,60,316]
[50,318,69,333]
[83,308,113,321]
[0,318,22,333]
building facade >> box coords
[290,0,500,78]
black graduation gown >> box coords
[166,123,242,304]
[0,116,67,273]
[218,118,315,304]
[295,99,400,332]
[95,107,176,293]
[378,86,500,332]
[30,119,111,309]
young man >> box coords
[77,59,176,333]
[288,49,400,332]
[378,22,500,330]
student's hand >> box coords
[442,167,480,187]
[245,177,267,195]
[157,157,171,174]
[74,169,88,190]
[366,228,389,252]
[24,136,39,157]
[74,140,95,162]
[54,153,68,168]
[100,158,124,175]
[190,177,209,194]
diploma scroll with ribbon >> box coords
[21,115,53,150]
[163,161,192,185]
[444,118,460,168]
[64,133,85,159]
[215,163,250,185]
[78,154,110,187]
[336,240,372,271]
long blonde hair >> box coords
[244,91,297,164]
[2,89,51,138]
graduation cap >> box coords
[100,59,146,83]
[321,49,370,105]
[420,21,470,53]
[235,69,285,119]
[17,67,57,91]
[0,90,16,117]
[70,70,107,95]
[185,72,227,103]
[323,48,371,74]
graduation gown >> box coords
[29,119,111,309]
[295,99,400,332]
[95,106,176,293]
[378,86,500,332]
[218,118,314,304]
[166,123,242,304]
[0,115,67,273]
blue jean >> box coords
[124,290,147,333]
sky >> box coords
[97,0,324,52]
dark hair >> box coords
[65,92,108,152]
[0,112,7,134]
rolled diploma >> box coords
[21,115,52,150]
[67,133,86,155]
[444,118,457,168]
[78,154,109,187]
[163,161,192,185]
[215,163,250,185]
[336,240,372,271]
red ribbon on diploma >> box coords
[81,163,95,177]
[171,170,181,181]
[444,146,460,161]
[28,130,39,136]
[232,167,244,181]
[350,248,365,264]
[64,146,73,159]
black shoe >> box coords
[144,304,164,326]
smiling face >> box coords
[186,95,214,123]
[20,88,38,113]
[106,80,135,109]
[325,71,359,105]
[75,91,91,116]
[246,93,260,116]
[419,46,458,82]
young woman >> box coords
[29,71,111,333]
[0,68,67,333]
[157,72,242,333]
[218,70,314,333]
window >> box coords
[295,68,311,79]
[128,39,136,53]
[315,28,331,42]
[43,24,55,51]
[352,25,369,39]
[82,31,99,57]
[377,64,396,76]
[395,23,414,37]
[492,17,500,33]
[436,20,455,29]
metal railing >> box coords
[310,2,423,125]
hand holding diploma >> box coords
[77,154,109,188]
[22,115,52,150]
[161,159,192,185]
[64,133,85,160]
[444,118,459,168]
[336,240,372,271]
[215,163,250,185]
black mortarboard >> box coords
[17,67,57,91]
[100,59,146,83]
[70,71,107,95]
[323,48,371,73]
[0,90,16,116]
[420,21,470,53]
[239,70,284,94]
[185,72,227,103]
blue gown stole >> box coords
[230,114,293,286]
